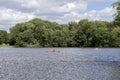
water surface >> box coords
[0,48,120,80]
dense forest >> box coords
[0,1,120,47]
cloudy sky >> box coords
[0,0,117,31]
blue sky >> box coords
[88,1,113,10]
[0,0,117,32]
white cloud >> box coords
[52,3,76,12]
[21,0,39,8]
[0,0,117,31]
[0,8,35,22]
[16,0,88,14]
[0,8,35,31]
[87,7,115,21]
[51,1,87,13]
[57,7,115,23]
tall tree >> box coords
[113,1,120,26]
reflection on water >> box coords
[0,48,120,80]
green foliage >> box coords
[67,22,78,47]
[74,20,112,47]
[0,30,8,44]
[8,18,70,47]
[7,17,120,47]
[113,1,120,26]
[111,27,120,47]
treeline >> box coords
[0,30,8,44]
[0,18,120,47]
[0,1,120,47]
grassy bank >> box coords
[0,44,14,48]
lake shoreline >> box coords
[0,44,120,48]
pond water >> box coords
[0,48,120,80]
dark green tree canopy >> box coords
[0,30,8,44]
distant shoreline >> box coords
[0,44,119,48]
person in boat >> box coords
[46,49,59,52]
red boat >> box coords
[46,49,60,53]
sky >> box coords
[0,0,117,32]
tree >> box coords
[111,27,120,47]
[113,1,120,26]
[0,30,8,44]
[67,22,78,47]
[91,27,109,47]
[74,20,110,47]
[7,17,120,47]
[9,22,37,47]
[75,19,97,47]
